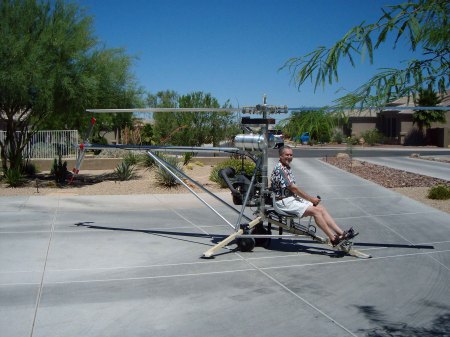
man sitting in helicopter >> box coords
[271,145,357,246]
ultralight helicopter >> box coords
[71,95,373,259]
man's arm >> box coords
[288,183,320,206]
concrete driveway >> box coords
[1,158,450,337]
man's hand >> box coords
[289,184,321,206]
[312,196,321,206]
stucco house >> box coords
[344,90,450,147]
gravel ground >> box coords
[1,156,449,215]
[0,163,222,197]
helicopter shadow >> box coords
[74,221,233,249]
[73,222,434,259]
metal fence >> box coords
[0,130,79,159]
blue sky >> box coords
[78,0,418,109]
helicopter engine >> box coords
[219,167,260,206]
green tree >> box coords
[147,90,179,108]
[152,91,237,146]
[148,90,180,143]
[280,110,336,143]
[413,87,445,132]
[138,123,153,145]
[38,48,141,133]
[281,0,449,109]
[177,92,232,147]
[210,99,235,147]
[0,0,143,173]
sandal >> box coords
[330,234,343,247]
[340,227,359,241]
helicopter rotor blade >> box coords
[86,108,242,113]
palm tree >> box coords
[413,88,445,133]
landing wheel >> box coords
[237,237,255,252]
[251,223,271,248]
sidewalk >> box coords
[1,158,450,337]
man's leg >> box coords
[303,206,337,240]
[281,198,343,241]
[317,205,344,236]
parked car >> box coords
[293,132,310,144]
[268,129,284,148]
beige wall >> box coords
[351,123,376,136]
[430,111,450,128]
[401,110,450,140]
[401,121,415,134]
[400,111,450,130]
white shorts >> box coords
[275,196,313,218]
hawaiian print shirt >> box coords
[271,161,295,198]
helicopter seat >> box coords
[266,192,317,237]
[270,193,299,218]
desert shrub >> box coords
[115,161,135,181]
[96,149,128,158]
[140,151,161,168]
[155,154,183,187]
[346,136,359,145]
[428,185,450,200]
[210,158,256,188]
[183,152,197,165]
[4,168,25,187]
[193,160,204,167]
[360,129,383,146]
[123,151,140,166]
[332,131,344,144]
[21,161,38,176]
[317,132,331,144]
[141,154,156,168]
[51,155,69,185]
